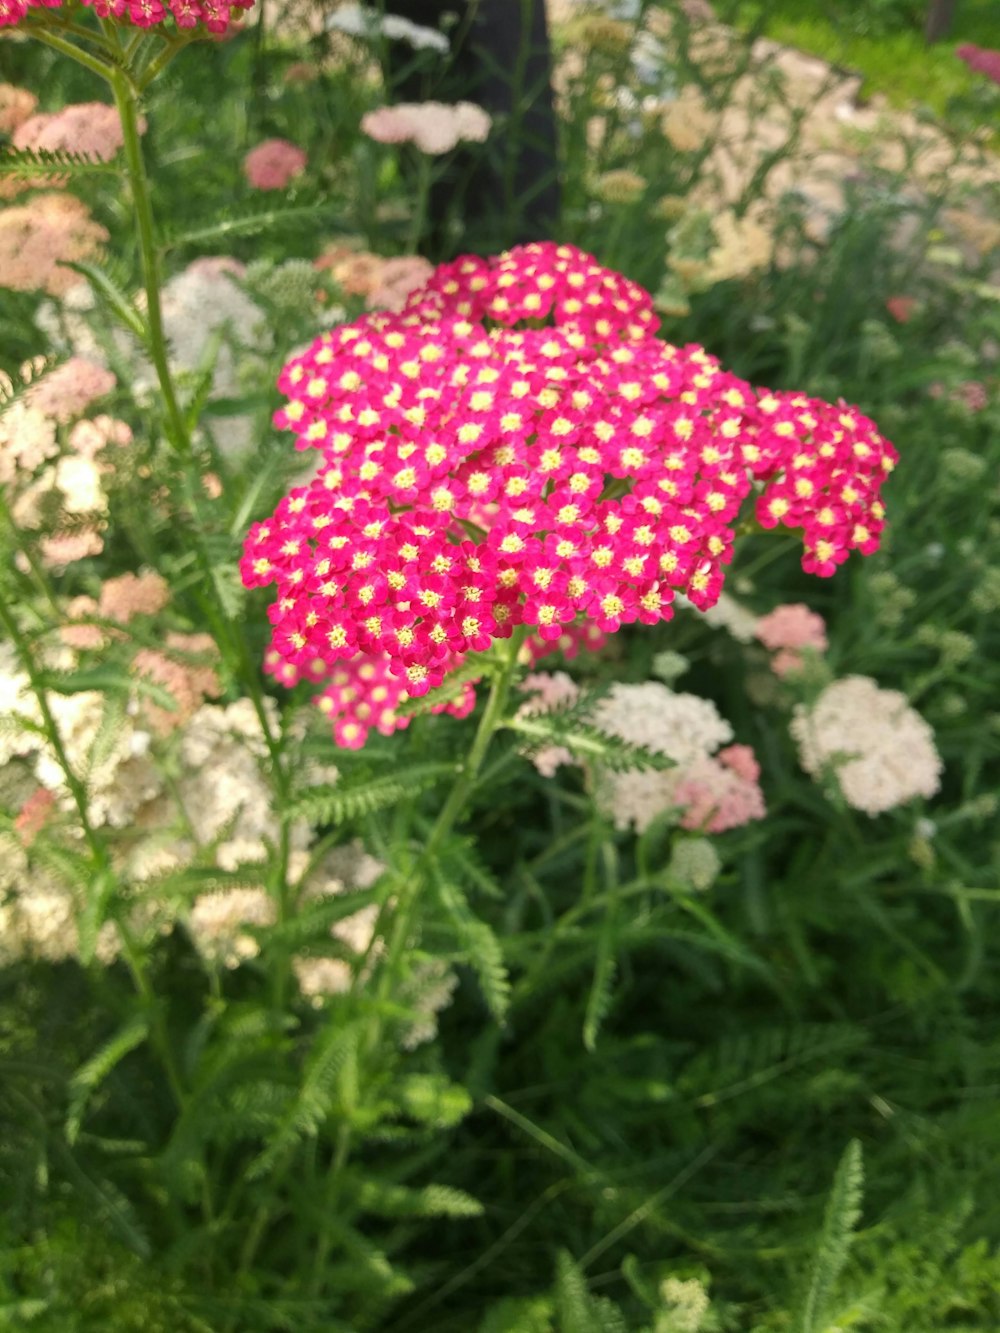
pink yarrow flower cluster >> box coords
[243,139,307,190]
[242,242,896,748]
[754,602,828,677]
[0,0,254,32]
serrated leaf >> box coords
[505,714,675,773]
[583,903,618,1052]
[0,145,124,181]
[399,1073,473,1128]
[393,658,485,717]
[209,560,247,620]
[161,200,345,253]
[798,1139,864,1333]
[356,1178,483,1219]
[433,874,510,1022]
[66,1014,150,1144]
[247,1021,360,1179]
[58,260,148,345]
[287,762,455,824]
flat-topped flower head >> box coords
[0,0,255,32]
[243,242,897,747]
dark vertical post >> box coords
[925,0,959,43]
[381,0,562,256]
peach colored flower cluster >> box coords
[0,83,36,133]
[791,675,942,816]
[14,102,128,161]
[0,193,108,295]
[242,138,307,190]
[361,101,491,155]
[315,244,434,313]
[754,602,828,677]
[134,632,221,735]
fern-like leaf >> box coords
[798,1138,865,1333]
[554,1251,603,1333]
[583,902,618,1052]
[161,200,345,253]
[355,1178,484,1219]
[66,1015,150,1145]
[58,259,149,344]
[433,874,510,1022]
[247,1021,360,1179]
[287,762,455,824]
[393,658,486,717]
[505,714,675,773]
[0,145,124,181]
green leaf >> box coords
[433,874,510,1022]
[399,1073,473,1128]
[161,200,346,253]
[247,1021,360,1179]
[583,902,618,1052]
[356,1178,484,1219]
[479,1296,554,1333]
[66,1014,150,1145]
[0,145,124,181]
[58,260,148,345]
[287,762,455,824]
[798,1139,865,1333]
[505,714,675,773]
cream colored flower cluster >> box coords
[791,676,942,816]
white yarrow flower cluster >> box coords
[791,675,942,816]
[327,3,449,53]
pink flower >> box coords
[242,139,307,190]
[885,296,916,324]
[243,241,895,749]
[361,101,491,155]
[956,44,1000,86]
[39,528,104,569]
[672,752,766,833]
[14,787,56,846]
[0,0,255,31]
[754,602,827,676]
[68,414,133,459]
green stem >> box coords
[309,631,527,1294]
[25,24,118,81]
[106,54,191,458]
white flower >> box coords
[327,4,449,53]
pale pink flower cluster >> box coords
[361,100,491,155]
[0,193,108,295]
[517,671,581,777]
[242,138,307,190]
[0,83,36,133]
[671,744,766,834]
[25,357,116,422]
[791,675,942,816]
[754,602,828,677]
